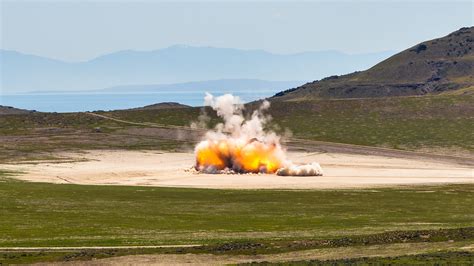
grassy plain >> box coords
[0,177,473,263]
[1,178,473,247]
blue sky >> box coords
[1,0,472,61]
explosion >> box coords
[194,93,323,176]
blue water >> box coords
[0,90,276,112]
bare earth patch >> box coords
[1,150,472,189]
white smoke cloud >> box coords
[203,93,272,142]
[276,162,323,176]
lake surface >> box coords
[0,90,276,112]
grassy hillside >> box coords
[266,95,474,153]
[0,105,32,115]
[0,94,472,161]
[134,102,190,110]
[107,94,474,153]
[274,27,474,99]
[0,111,188,162]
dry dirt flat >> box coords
[2,150,472,189]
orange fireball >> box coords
[195,138,284,174]
[195,140,228,170]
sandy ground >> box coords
[1,150,472,189]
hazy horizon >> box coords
[1,1,472,61]
[1,0,472,111]
[2,46,394,93]
[1,44,396,63]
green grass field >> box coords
[1,177,473,247]
[0,177,473,263]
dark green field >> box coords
[0,175,473,263]
[1,176,473,247]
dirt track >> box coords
[2,149,472,189]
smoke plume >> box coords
[194,93,323,176]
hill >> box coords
[0,105,33,115]
[273,27,474,100]
[133,102,190,110]
[0,47,394,94]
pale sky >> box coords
[1,0,472,61]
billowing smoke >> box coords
[276,162,323,176]
[194,93,323,176]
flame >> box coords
[195,138,285,173]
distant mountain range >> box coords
[0,46,394,94]
[102,79,304,94]
[273,27,474,100]
[32,79,305,95]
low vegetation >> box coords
[244,251,474,265]
[2,234,473,264]
[0,179,473,263]
[1,180,473,247]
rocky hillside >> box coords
[273,27,473,100]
